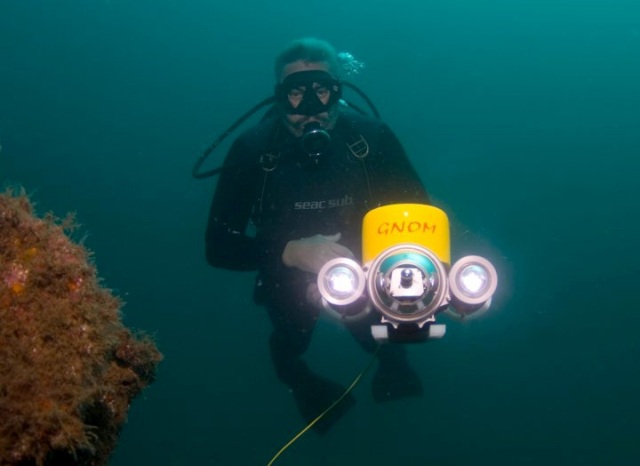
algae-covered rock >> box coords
[0,189,162,466]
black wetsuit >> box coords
[205,108,429,428]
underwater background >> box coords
[1,0,639,465]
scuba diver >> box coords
[202,38,430,434]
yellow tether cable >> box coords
[266,345,381,466]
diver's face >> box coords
[280,60,338,137]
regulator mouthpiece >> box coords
[301,122,331,156]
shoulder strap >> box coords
[339,113,375,200]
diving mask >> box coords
[275,70,342,116]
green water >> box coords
[1,1,638,464]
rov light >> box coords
[459,264,490,296]
[448,255,498,313]
[317,258,366,307]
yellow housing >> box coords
[362,204,450,265]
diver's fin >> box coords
[372,357,423,403]
[292,375,356,435]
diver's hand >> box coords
[282,233,355,274]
